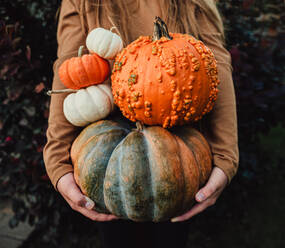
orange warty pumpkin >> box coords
[111,17,220,128]
[59,46,110,90]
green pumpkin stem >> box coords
[46,89,78,96]
[136,121,144,131]
[78,45,84,57]
[153,16,173,41]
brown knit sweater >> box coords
[43,0,239,189]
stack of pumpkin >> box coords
[49,17,220,222]
[52,27,124,126]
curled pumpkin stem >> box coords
[110,26,117,33]
[108,16,123,40]
[46,89,78,96]
[136,121,144,131]
[153,16,172,41]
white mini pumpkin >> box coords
[86,28,123,60]
[63,83,114,127]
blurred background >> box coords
[0,0,284,247]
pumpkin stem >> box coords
[136,121,144,131]
[46,89,78,96]
[110,26,117,33]
[153,16,173,41]
[78,45,84,57]
[108,15,123,39]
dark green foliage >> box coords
[0,0,284,247]
[219,0,285,180]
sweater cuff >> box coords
[213,156,238,184]
[51,164,74,191]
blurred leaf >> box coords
[9,216,19,228]
[26,45,31,62]
[34,82,45,93]
[23,106,36,116]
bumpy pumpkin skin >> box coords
[111,34,219,128]
[71,119,212,222]
[59,53,110,90]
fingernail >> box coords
[196,192,205,202]
[84,196,95,210]
[171,217,180,223]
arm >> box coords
[43,0,86,190]
[199,18,239,184]
[172,7,239,222]
[43,0,117,221]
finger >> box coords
[57,173,94,210]
[57,173,118,221]
[195,167,227,202]
[76,206,119,222]
[171,195,217,222]
[195,183,217,202]
[63,190,118,221]
[92,213,119,222]
[64,195,118,221]
[63,195,119,221]
[64,183,95,210]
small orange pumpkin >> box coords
[59,46,110,90]
[111,17,220,128]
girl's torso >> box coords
[84,0,164,42]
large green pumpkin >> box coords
[71,119,212,222]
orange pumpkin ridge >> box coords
[58,46,110,90]
[58,60,72,88]
[80,55,93,85]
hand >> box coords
[57,172,118,222]
[171,167,228,222]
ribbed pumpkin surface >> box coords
[59,53,110,90]
[71,119,212,222]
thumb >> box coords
[195,183,216,203]
[66,183,95,210]
[83,196,95,210]
[195,167,228,202]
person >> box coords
[43,0,239,247]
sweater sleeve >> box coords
[43,0,87,189]
[197,10,239,183]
